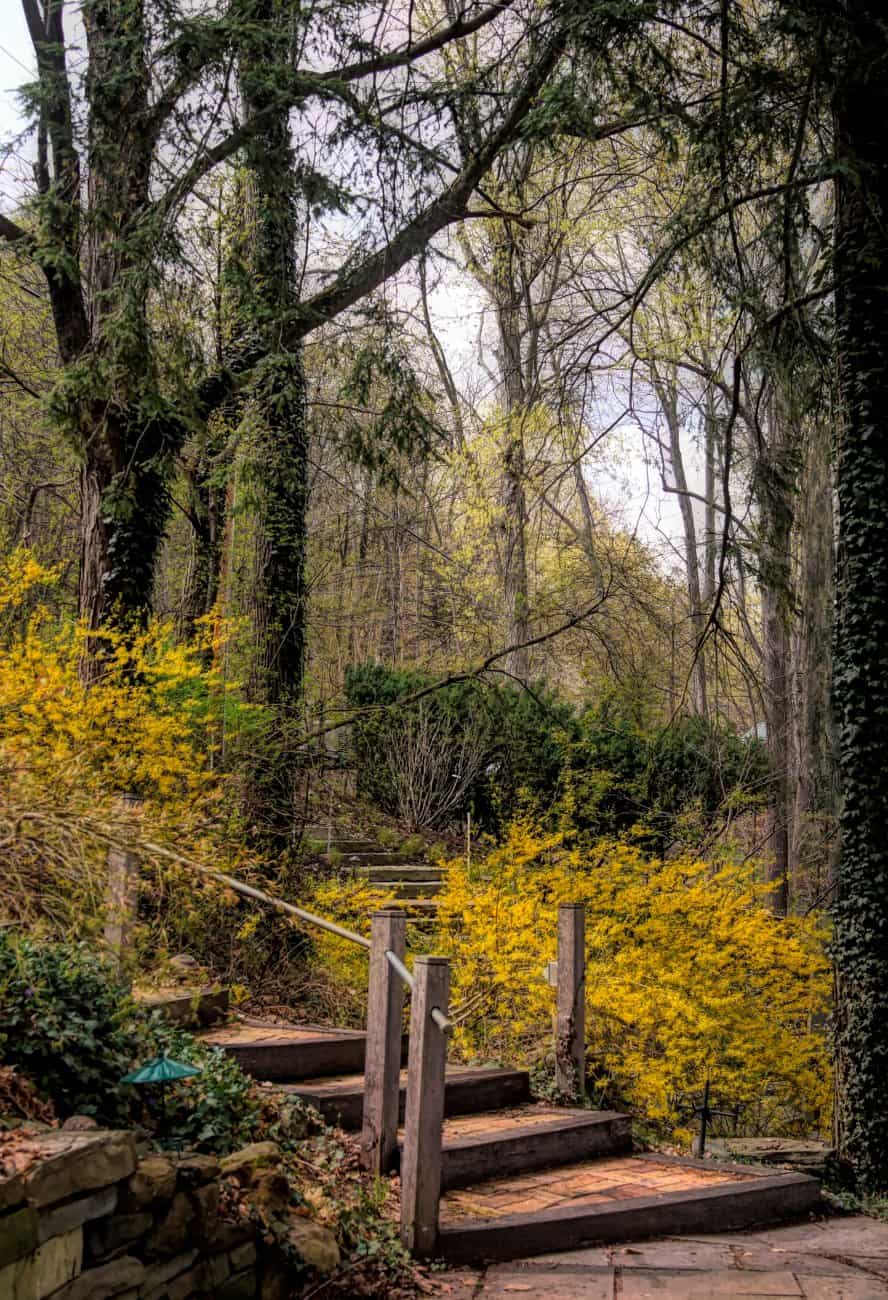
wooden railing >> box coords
[361,900,587,1256]
[106,824,586,1258]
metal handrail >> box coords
[210,869,372,948]
[385,946,450,1033]
[209,868,451,1031]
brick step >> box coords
[359,865,444,882]
[436,1153,822,1266]
[199,1021,406,1081]
[280,1065,531,1129]
[407,1106,632,1191]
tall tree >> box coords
[235,1,307,708]
[825,0,888,1192]
[3,0,561,658]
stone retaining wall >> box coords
[1,1130,264,1300]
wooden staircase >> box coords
[203,1012,821,1267]
[199,865,822,1266]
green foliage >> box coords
[345,661,576,831]
[0,933,260,1150]
[335,320,444,484]
[134,1021,260,1154]
[0,934,138,1123]
[561,688,769,847]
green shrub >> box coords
[345,662,576,832]
[134,1022,260,1153]
[561,689,770,847]
[0,933,262,1150]
[0,933,137,1123]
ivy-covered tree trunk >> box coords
[243,355,308,708]
[237,1,307,710]
[77,0,180,642]
[233,1,308,838]
[831,0,888,1192]
[179,425,228,639]
[79,422,175,635]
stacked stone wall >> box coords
[1,1130,264,1300]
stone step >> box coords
[333,850,420,867]
[280,1066,532,1129]
[199,1021,406,1081]
[410,1106,632,1191]
[379,880,443,900]
[320,839,381,854]
[359,864,444,882]
[133,986,229,1028]
[436,1153,822,1266]
[301,828,379,852]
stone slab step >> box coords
[280,1066,531,1129]
[436,1153,822,1266]
[200,1021,406,1081]
[381,881,443,900]
[301,828,379,851]
[320,839,381,854]
[359,865,444,882]
[406,1106,632,1191]
[335,850,420,867]
[133,987,229,1028]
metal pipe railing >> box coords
[385,947,450,1033]
[209,868,451,1031]
[209,869,371,949]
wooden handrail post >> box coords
[400,955,450,1257]
[104,792,141,983]
[556,902,586,1100]
[361,909,407,1175]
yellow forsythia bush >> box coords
[299,876,402,1025]
[437,821,832,1139]
[0,547,249,940]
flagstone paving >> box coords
[432,1214,888,1297]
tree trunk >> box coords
[654,369,709,715]
[830,0,888,1192]
[757,394,795,916]
[238,0,307,710]
[180,434,227,640]
[496,295,531,681]
[78,411,176,641]
[244,355,308,707]
[76,0,182,646]
[792,412,839,906]
[761,582,791,915]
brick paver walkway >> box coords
[439,1154,752,1222]
[433,1215,888,1297]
